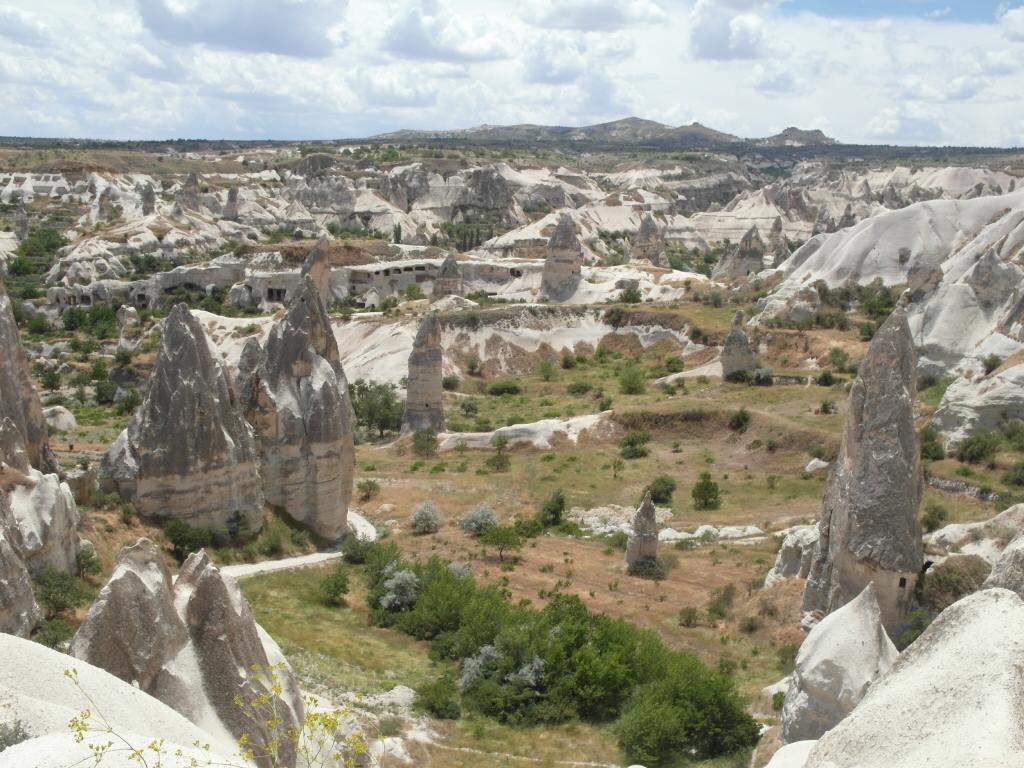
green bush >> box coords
[33,618,76,649]
[513,519,545,539]
[415,677,461,719]
[921,440,946,461]
[341,535,373,564]
[162,519,212,561]
[920,555,990,611]
[566,381,592,395]
[357,479,381,500]
[646,475,677,504]
[956,430,1000,465]
[728,408,751,433]
[724,370,751,384]
[76,548,101,577]
[739,615,763,633]
[94,380,117,405]
[691,472,721,510]
[618,366,647,395]
[442,375,460,391]
[816,370,835,387]
[488,381,521,396]
[411,501,445,534]
[920,502,949,533]
[626,555,668,580]
[561,354,576,369]
[319,563,351,606]
[412,428,439,457]
[772,691,786,711]
[458,504,498,536]
[897,608,933,651]
[33,564,92,619]
[115,388,142,416]
[620,286,642,303]
[604,307,626,326]
[1003,462,1024,487]
[678,607,700,627]
[538,489,566,527]
[479,526,523,561]
[984,354,1004,374]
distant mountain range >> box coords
[368,117,839,149]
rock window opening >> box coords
[899,577,907,588]
[267,288,286,302]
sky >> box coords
[0,0,1023,146]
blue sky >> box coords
[0,0,1022,146]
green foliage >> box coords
[920,502,949,533]
[412,428,439,457]
[560,354,576,370]
[728,407,751,433]
[40,368,61,391]
[33,618,76,649]
[479,526,522,561]
[619,431,651,460]
[458,504,499,536]
[776,644,799,672]
[403,283,425,300]
[33,564,92,619]
[513,519,545,539]
[983,354,1004,375]
[920,555,990,612]
[620,286,642,303]
[76,548,101,577]
[357,479,380,501]
[646,475,677,504]
[94,380,117,405]
[858,321,876,341]
[536,360,557,381]
[816,370,835,387]
[162,519,212,562]
[626,555,668,580]
[0,720,29,752]
[921,439,945,461]
[1003,462,1024,487]
[410,501,445,534]
[341,535,373,564]
[691,472,721,510]
[772,691,786,711]
[897,608,933,651]
[538,488,566,527]
[415,676,461,719]
[678,607,700,627]
[442,375,460,391]
[459,400,479,416]
[956,430,1000,465]
[350,379,404,437]
[319,563,351,606]
[488,381,522,396]
[604,307,626,327]
[566,381,592,395]
[114,388,142,416]
[618,365,647,395]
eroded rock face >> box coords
[764,527,820,588]
[175,171,201,212]
[780,584,898,744]
[71,541,304,766]
[0,490,42,638]
[99,304,264,532]
[8,467,80,575]
[625,491,658,565]
[633,213,667,267]
[0,280,58,474]
[803,589,1024,768]
[712,225,766,280]
[300,236,331,306]
[983,535,1024,597]
[721,310,756,379]
[432,254,463,299]
[802,308,923,638]
[140,182,156,216]
[402,314,445,434]
[540,213,583,301]
[223,185,239,221]
[238,278,354,541]
[907,261,944,302]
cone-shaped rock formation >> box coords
[540,213,583,301]
[402,314,445,434]
[625,491,658,565]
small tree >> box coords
[611,459,625,479]
[537,360,557,381]
[357,479,380,501]
[620,286,642,303]
[412,428,439,457]
[34,564,92,619]
[618,365,647,395]
[728,408,751,433]
[480,526,522,561]
[403,283,425,300]
[41,368,61,391]
[692,472,721,510]
[647,475,677,504]
[485,433,511,472]
[539,488,566,527]
[410,501,445,534]
[319,563,351,606]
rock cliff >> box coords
[764,527,820,588]
[712,225,766,280]
[238,278,355,541]
[71,540,304,766]
[100,304,264,532]
[300,236,332,305]
[0,489,42,637]
[802,308,923,637]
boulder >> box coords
[540,213,583,301]
[0,490,42,637]
[71,541,304,765]
[238,278,355,541]
[7,466,80,575]
[802,589,1024,768]
[625,491,658,565]
[401,314,445,435]
[982,535,1024,597]
[42,405,77,432]
[99,304,264,532]
[0,632,237,765]
[764,527,820,588]
[765,741,817,768]
[712,225,766,280]
[780,584,898,744]
[802,308,924,638]
[721,310,756,379]
[0,280,58,473]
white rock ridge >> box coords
[780,583,898,744]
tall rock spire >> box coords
[402,314,445,434]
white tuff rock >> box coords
[764,527,820,588]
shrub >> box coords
[692,472,721,510]
[479,525,522,561]
[488,381,521,396]
[458,504,499,536]
[1003,462,1024,487]
[319,563,351,606]
[627,555,668,580]
[415,677,461,719]
[514,518,545,538]
[920,555,990,611]
[858,321,875,341]
[772,691,786,711]
[115,388,142,416]
[897,608,933,650]
[566,381,592,395]
[956,430,1000,465]
[816,370,835,387]
[412,428,439,457]
[678,607,700,627]
[33,618,76,649]
[620,286,642,303]
[442,375,460,391]
[484,453,511,472]
[921,440,945,461]
[983,354,1004,374]
[561,354,577,370]
[820,399,837,415]
[604,306,626,326]
[777,644,799,672]
[33,564,92,619]
[410,501,445,534]
[539,488,567,527]
[598,397,613,411]
[94,380,117,405]
[647,475,677,504]
[162,519,212,561]
[76,548,101,577]
[357,479,381,501]
[728,408,751,433]
[917,373,940,391]
[920,502,949,533]
[618,366,647,395]
[753,368,773,386]
[536,360,556,381]
[739,616,763,633]
[341,535,373,564]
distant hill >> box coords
[365,117,830,149]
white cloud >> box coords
[866,104,947,143]
[521,32,588,84]
[381,0,513,63]
[688,0,775,60]
[520,0,666,32]
[1001,6,1024,41]
[0,6,51,45]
